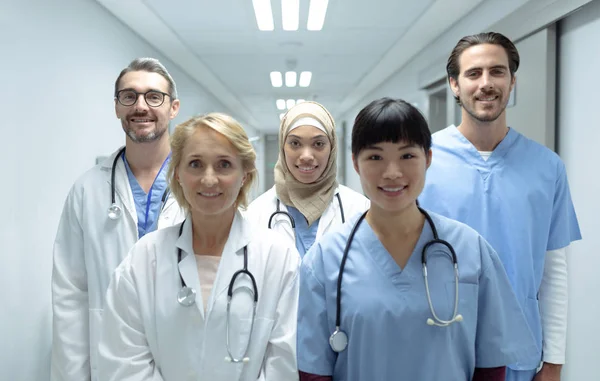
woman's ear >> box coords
[426,149,433,169]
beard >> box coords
[121,113,169,143]
[123,124,168,143]
[459,90,509,123]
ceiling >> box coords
[95,0,485,132]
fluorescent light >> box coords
[299,71,312,87]
[252,0,274,31]
[282,0,300,31]
[285,71,297,87]
[270,71,283,87]
[276,99,286,110]
[307,0,329,31]
[296,99,305,104]
[279,113,285,120]
[286,99,296,109]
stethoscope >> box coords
[267,193,346,237]
[175,222,259,364]
[107,147,170,220]
[329,207,463,353]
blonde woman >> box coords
[98,113,300,381]
[247,101,369,257]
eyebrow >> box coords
[118,87,164,93]
[287,134,327,140]
[464,64,509,72]
[188,154,234,159]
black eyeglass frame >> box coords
[115,89,172,108]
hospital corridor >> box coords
[1,0,599,380]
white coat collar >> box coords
[174,210,252,317]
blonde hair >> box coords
[167,113,257,211]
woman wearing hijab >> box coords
[247,101,369,257]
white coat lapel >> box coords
[269,198,295,242]
[206,211,252,319]
[316,188,339,240]
[175,218,206,318]
[103,147,137,226]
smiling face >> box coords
[283,125,331,184]
[450,43,516,124]
[115,70,180,143]
[353,141,431,214]
[175,127,247,218]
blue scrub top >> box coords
[122,152,170,239]
[419,126,581,370]
[297,211,537,381]
[287,206,320,257]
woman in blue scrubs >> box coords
[296,98,537,381]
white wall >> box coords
[0,1,258,379]
[557,2,600,379]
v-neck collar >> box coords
[445,125,519,179]
[355,215,433,285]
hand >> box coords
[533,363,562,381]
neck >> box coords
[124,134,171,176]
[190,207,236,255]
[366,202,424,239]
[457,111,509,151]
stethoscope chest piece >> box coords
[107,203,122,220]
[329,327,348,352]
[177,286,197,307]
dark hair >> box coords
[351,98,431,157]
[447,32,520,104]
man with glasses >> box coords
[51,58,185,381]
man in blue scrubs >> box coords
[51,58,185,381]
[419,32,581,381]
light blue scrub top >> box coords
[419,125,582,370]
[287,206,320,257]
[122,152,171,239]
[297,211,537,381]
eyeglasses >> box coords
[116,89,171,107]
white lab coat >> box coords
[51,147,185,381]
[246,185,370,246]
[98,210,300,381]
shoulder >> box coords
[246,186,277,215]
[512,130,565,169]
[336,184,370,213]
[244,215,300,268]
[126,223,180,267]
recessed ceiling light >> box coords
[276,99,286,110]
[299,71,312,87]
[286,99,296,109]
[282,0,300,31]
[270,71,283,88]
[296,99,305,104]
[285,71,297,87]
[252,0,275,31]
[307,0,329,31]
[279,113,285,120]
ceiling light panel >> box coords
[299,71,312,87]
[286,99,296,109]
[252,0,275,31]
[307,0,329,31]
[282,0,300,31]
[276,99,286,110]
[285,71,297,87]
[270,71,283,87]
